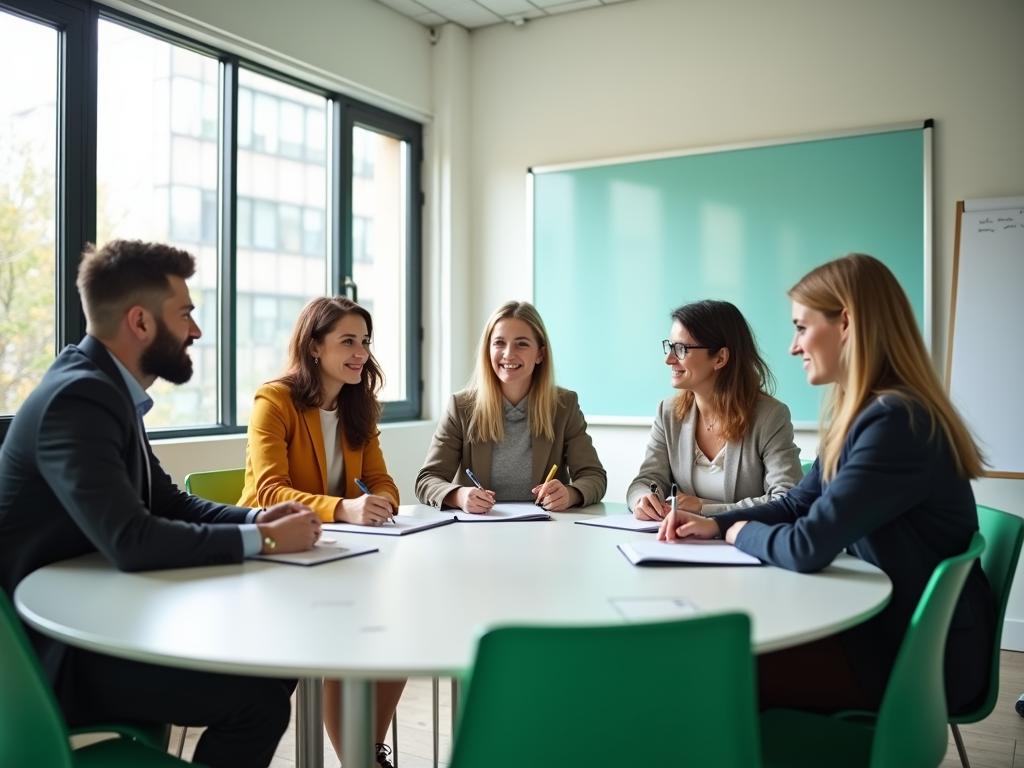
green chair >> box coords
[183,468,246,503]
[760,531,986,768]
[948,506,1024,768]
[0,589,200,768]
[800,459,816,476]
[450,613,761,768]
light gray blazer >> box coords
[626,394,803,515]
[416,388,607,509]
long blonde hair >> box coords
[466,301,560,443]
[790,254,983,481]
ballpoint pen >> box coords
[355,477,394,524]
[670,482,678,518]
[465,468,484,490]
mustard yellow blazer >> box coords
[238,382,400,522]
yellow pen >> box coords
[535,464,558,507]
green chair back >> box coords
[450,613,761,768]
[869,531,986,768]
[0,589,75,768]
[951,506,1024,724]
[184,468,245,504]
[761,532,985,768]
[800,459,816,476]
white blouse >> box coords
[691,440,726,503]
[319,408,345,496]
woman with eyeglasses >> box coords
[628,299,803,520]
[416,300,607,512]
[659,255,993,715]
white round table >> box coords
[16,503,891,768]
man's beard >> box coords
[140,318,194,385]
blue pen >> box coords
[355,477,394,523]
[465,468,484,490]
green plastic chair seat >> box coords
[760,532,986,768]
[450,612,761,768]
[69,723,169,751]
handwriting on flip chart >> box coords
[978,211,1022,234]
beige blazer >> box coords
[626,394,803,515]
[416,388,607,509]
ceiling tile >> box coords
[477,0,537,15]
[439,1,503,27]
[538,0,601,12]
[413,11,449,24]
[416,0,471,10]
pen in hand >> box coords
[355,477,394,524]
[535,463,558,507]
[670,482,678,518]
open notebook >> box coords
[451,502,551,522]
[322,503,551,537]
[618,540,761,566]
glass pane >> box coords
[235,69,328,424]
[352,125,408,403]
[0,12,57,416]
[96,20,220,428]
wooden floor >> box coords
[168,651,1024,767]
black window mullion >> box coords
[331,98,349,297]
[218,56,239,427]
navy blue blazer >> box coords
[0,336,253,684]
[713,394,995,713]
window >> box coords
[96,19,220,427]
[0,9,57,416]
[0,0,422,442]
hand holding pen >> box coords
[531,463,578,511]
[457,468,495,514]
[337,478,395,526]
[634,481,666,521]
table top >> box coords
[16,503,891,679]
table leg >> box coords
[296,677,324,768]
[450,677,459,740]
[342,679,376,768]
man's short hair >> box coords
[77,240,195,339]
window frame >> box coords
[0,0,423,442]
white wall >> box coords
[466,0,1024,646]
[105,0,433,119]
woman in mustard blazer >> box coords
[238,296,401,768]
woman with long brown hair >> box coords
[661,255,995,714]
[416,300,606,512]
[237,296,402,768]
[628,299,803,519]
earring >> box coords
[314,358,320,365]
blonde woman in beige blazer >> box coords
[416,302,606,512]
[628,300,802,518]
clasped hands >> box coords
[652,507,750,544]
[255,502,321,553]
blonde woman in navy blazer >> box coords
[662,255,995,715]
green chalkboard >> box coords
[532,124,930,425]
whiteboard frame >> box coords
[527,120,935,430]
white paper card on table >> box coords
[452,502,551,522]
[611,597,700,622]
[575,514,659,532]
[618,540,761,566]
[252,542,378,566]
[323,514,456,537]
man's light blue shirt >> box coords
[106,349,262,556]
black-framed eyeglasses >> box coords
[662,340,711,360]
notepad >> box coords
[323,514,456,536]
[618,540,761,566]
[575,514,660,532]
[611,597,700,621]
[252,542,378,566]
[451,502,552,522]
